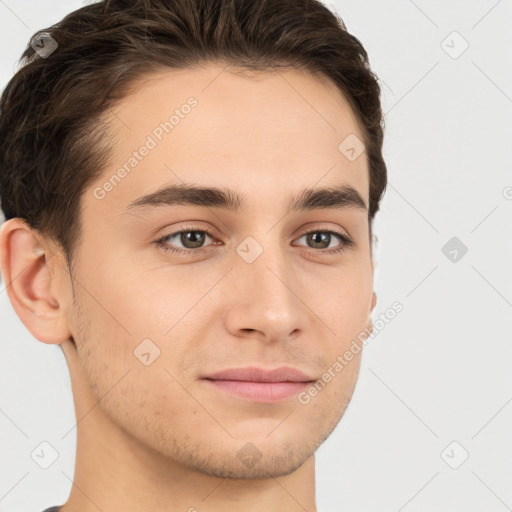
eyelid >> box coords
[292,222,352,241]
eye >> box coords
[294,229,354,254]
[155,226,219,255]
[154,226,354,256]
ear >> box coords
[370,291,377,312]
[366,291,377,335]
[0,218,72,344]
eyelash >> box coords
[154,224,354,256]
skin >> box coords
[0,64,376,512]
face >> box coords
[66,64,376,479]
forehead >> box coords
[87,64,369,217]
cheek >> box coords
[77,256,166,342]
[71,294,173,420]
[317,264,373,336]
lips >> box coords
[201,366,317,401]
[202,366,316,383]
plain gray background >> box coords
[1,1,511,511]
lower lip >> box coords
[203,379,312,402]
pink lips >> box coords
[202,366,316,402]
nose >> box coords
[223,243,310,343]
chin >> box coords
[190,448,313,480]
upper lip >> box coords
[202,366,316,383]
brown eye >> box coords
[295,230,353,253]
[174,230,208,249]
[155,227,217,254]
[304,231,332,249]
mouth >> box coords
[201,366,317,402]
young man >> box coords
[0,0,387,510]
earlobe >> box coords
[0,218,71,344]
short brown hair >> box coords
[0,0,387,270]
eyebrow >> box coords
[122,182,367,216]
